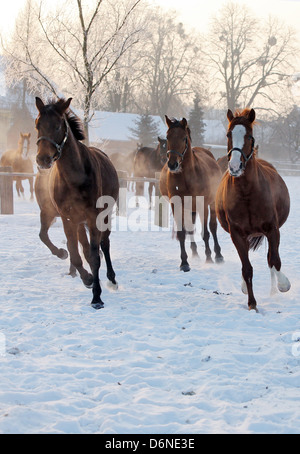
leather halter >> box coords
[167,136,188,161]
[36,117,69,162]
[227,134,255,168]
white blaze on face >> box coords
[22,140,28,160]
[229,125,246,176]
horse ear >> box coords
[181,118,188,129]
[158,136,162,142]
[227,109,234,122]
[248,108,255,123]
[165,115,172,128]
[35,97,45,112]
[57,98,72,114]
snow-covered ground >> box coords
[0,176,299,434]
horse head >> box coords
[226,108,256,177]
[165,116,191,173]
[35,97,72,169]
[158,136,167,165]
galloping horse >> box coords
[35,97,119,309]
[216,108,290,310]
[134,137,167,207]
[0,133,34,199]
[160,116,224,271]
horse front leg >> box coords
[89,225,104,310]
[101,231,118,289]
[39,211,68,260]
[200,201,212,263]
[29,177,34,201]
[209,203,224,263]
[231,228,257,310]
[267,228,290,294]
[62,217,93,289]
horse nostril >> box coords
[168,161,179,171]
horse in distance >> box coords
[215,108,290,310]
[133,137,167,207]
[35,97,119,309]
[0,132,34,199]
[160,116,224,272]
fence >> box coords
[0,167,168,227]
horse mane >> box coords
[167,117,192,142]
[43,97,86,141]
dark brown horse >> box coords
[160,116,224,271]
[134,137,167,207]
[0,132,34,199]
[216,108,290,310]
[35,97,119,309]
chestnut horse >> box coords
[216,108,290,310]
[134,137,167,207]
[35,97,119,309]
[160,116,224,271]
[0,133,34,199]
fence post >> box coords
[154,172,169,228]
[117,170,128,217]
[0,166,14,215]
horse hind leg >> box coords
[62,217,93,289]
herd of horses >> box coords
[0,97,291,311]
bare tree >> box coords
[3,0,143,142]
[137,8,205,120]
[206,2,297,114]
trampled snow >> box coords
[0,176,299,434]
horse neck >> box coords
[236,156,259,189]
[56,134,86,180]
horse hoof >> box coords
[215,255,224,263]
[278,278,291,293]
[107,280,118,290]
[91,300,104,310]
[57,248,68,260]
[180,264,191,272]
[205,257,213,264]
[248,304,258,312]
[83,274,93,288]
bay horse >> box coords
[134,137,167,207]
[35,97,119,309]
[160,116,224,271]
[215,108,290,310]
[0,133,34,199]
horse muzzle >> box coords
[36,154,54,170]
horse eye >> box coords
[226,132,231,139]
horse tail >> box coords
[248,235,264,251]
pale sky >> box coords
[1,0,300,41]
